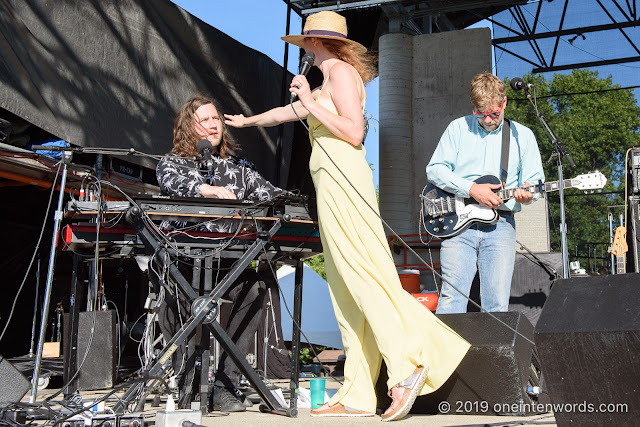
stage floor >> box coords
[28,377,558,426]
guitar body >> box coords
[421,175,501,239]
[421,171,607,239]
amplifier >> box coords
[109,157,142,183]
[63,310,117,391]
[630,196,640,273]
[90,414,117,426]
[631,149,640,195]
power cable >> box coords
[0,162,60,342]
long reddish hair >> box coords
[172,96,237,158]
[320,39,378,84]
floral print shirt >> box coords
[156,152,283,232]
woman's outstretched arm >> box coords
[224,92,313,128]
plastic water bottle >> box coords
[166,394,175,411]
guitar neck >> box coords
[496,178,575,201]
[616,255,626,275]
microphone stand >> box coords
[28,145,151,402]
[29,149,72,402]
[522,87,576,279]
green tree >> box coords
[506,69,640,272]
[304,254,326,280]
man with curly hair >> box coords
[155,96,284,413]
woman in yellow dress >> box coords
[225,11,470,421]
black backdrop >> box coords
[0,0,316,193]
[0,0,319,358]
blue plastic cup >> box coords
[309,378,326,409]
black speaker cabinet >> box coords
[64,310,117,391]
[509,252,563,326]
[0,356,30,406]
[377,312,547,415]
[630,196,640,273]
[467,253,563,327]
[535,274,640,426]
[630,149,640,195]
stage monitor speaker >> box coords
[377,312,548,415]
[509,252,563,326]
[64,310,117,391]
[535,274,640,426]
[466,253,563,327]
[0,356,30,406]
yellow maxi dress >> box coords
[306,72,471,413]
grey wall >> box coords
[379,28,492,237]
[378,29,492,290]
[378,28,551,292]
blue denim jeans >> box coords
[436,214,516,314]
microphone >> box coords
[510,77,534,91]
[196,139,214,173]
[291,52,315,102]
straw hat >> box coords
[281,11,366,51]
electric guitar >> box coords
[610,226,628,274]
[421,172,607,239]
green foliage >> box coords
[299,345,325,365]
[304,253,326,280]
[505,70,640,272]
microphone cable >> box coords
[288,85,536,346]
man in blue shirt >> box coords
[426,73,544,313]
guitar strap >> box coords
[500,119,511,186]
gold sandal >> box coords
[381,366,428,422]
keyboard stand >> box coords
[113,206,296,417]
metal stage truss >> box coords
[281,0,639,74]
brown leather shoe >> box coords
[381,366,428,422]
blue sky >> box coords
[490,1,640,98]
[167,1,504,189]
[171,0,383,186]
[171,1,639,189]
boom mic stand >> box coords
[27,145,151,402]
[29,149,73,402]
[521,86,577,279]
